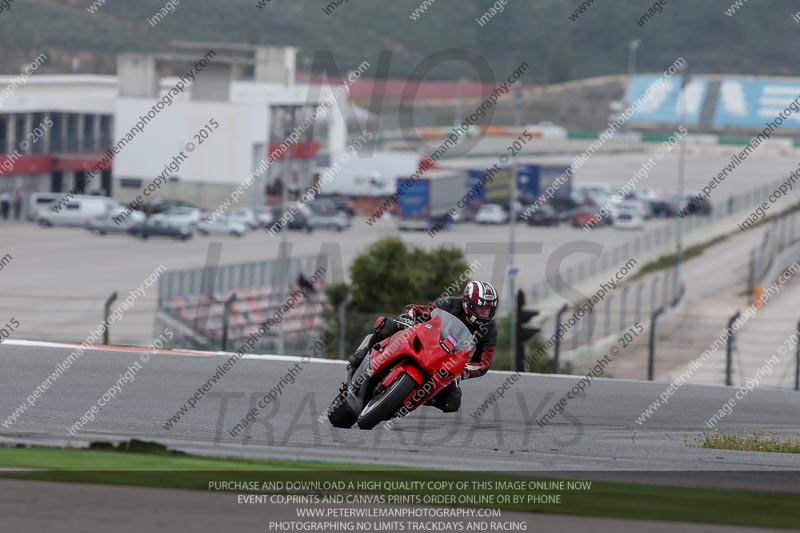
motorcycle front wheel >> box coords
[356,373,417,430]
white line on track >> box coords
[0,339,347,365]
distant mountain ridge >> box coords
[0,0,798,83]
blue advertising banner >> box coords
[624,74,708,125]
[713,78,800,129]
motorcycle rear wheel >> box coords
[357,373,417,430]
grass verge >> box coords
[694,430,800,454]
[630,199,800,284]
[1,443,800,529]
[630,234,728,282]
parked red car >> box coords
[571,208,608,228]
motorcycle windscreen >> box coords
[431,308,475,357]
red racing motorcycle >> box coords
[327,309,475,430]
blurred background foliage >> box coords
[3,0,799,82]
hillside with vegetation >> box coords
[1,0,798,82]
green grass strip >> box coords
[1,445,799,529]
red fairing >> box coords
[381,364,423,388]
[404,300,493,379]
[368,314,470,411]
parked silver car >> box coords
[308,208,351,231]
[197,215,247,237]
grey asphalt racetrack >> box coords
[1,342,799,492]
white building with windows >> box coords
[0,43,354,211]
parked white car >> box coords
[197,216,247,237]
[28,192,63,221]
[635,187,662,201]
[613,209,645,230]
[614,199,651,220]
[254,206,275,228]
[228,207,259,230]
[161,206,204,227]
[37,196,120,227]
[572,182,613,203]
[475,204,509,224]
[309,209,351,231]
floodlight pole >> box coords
[675,71,690,297]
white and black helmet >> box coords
[462,280,498,324]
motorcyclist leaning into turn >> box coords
[347,280,498,413]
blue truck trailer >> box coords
[396,171,467,230]
[465,163,573,205]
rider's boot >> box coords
[346,347,368,383]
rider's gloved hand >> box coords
[396,313,415,328]
[461,364,483,380]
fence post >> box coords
[747,248,756,304]
[103,291,118,345]
[221,293,236,352]
[795,320,800,392]
[758,229,770,280]
[605,293,614,337]
[650,276,660,313]
[725,311,740,386]
[336,301,346,360]
[553,304,569,373]
[620,286,630,332]
[635,282,645,323]
[673,280,685,307]
[648,306,665,381]
[336,293,353,360]
[572,312,579,351]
